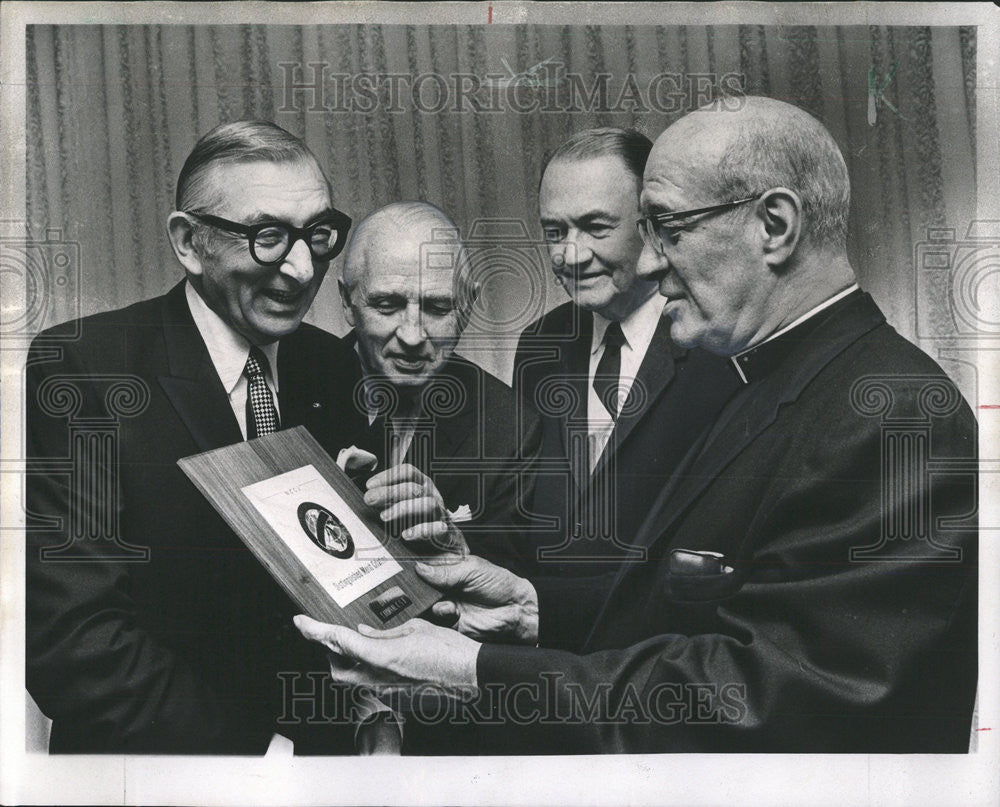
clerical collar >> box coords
[730,284,861,385]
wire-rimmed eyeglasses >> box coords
[636,195,760,255]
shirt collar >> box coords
[591,292,666,354]
[729,284,861,385]
[184,280,280,395]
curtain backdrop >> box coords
[25,24,978,392]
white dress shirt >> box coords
[587,293,666,471]
[185,281,280,438]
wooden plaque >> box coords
[178,426,440,629]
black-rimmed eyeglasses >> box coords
[636,195,760,255]
[186,210,353,267]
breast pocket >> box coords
[663,548,744,604]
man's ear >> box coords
[338,278,356,327]
[167,212,204,277]
[454,279,481,336]
[757,188,802,270]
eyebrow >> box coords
[540,211,620,226]
[241,208,336,227]
[640,200,672,216]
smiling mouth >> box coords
[562,270,607,282]
[389,356,428,371]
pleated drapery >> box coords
[26,24,978,388]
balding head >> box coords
[342,202,461,289]
[647,96,850,252]
[635,96,857,356]
[339,201,474,392]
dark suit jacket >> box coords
[330,338,542,568]
[477,292,978,753]
[26,281,361,754]
[512,301,741,574]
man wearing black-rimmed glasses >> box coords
[26,121,362,754]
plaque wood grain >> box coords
[178,426,440,628]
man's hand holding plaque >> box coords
[297,463,540,699]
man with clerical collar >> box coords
[297,97,978,754]
[335,200,541,566]
[514,127,739,575]
[26,120,362,754]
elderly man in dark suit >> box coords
[26,121,361,754]
[332,201,541,567]
[297,97,978,754]
[514,128,739,574]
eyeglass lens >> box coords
[252,223,341,264]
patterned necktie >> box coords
[244,346,280,439]
[593,321,626,420]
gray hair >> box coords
[342,201,476,330]
[540,127,653,190]
[176,120,328,212]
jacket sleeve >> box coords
[24,339,273,754]
[475,401,978,754]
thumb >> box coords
[357,620,418,639]
[294,615,361,658]
[416,556,475,589]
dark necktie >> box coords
[244,347,280,439]
[593,321,626,420]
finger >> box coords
[294,615,364,659]
[357,620,420,639]
[415,556,480,589]
[342,448,378,472]
[325,662,388,688]
[366,463,427,490]
[379,496,443,525]
[293,614,336,643]
[363,481,426,509]
[416,551,467,568]
[430,600,459,620]
[400,520,450,543]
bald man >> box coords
[297,98,977,755]
[331,201,541,569]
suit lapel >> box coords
[591,316,680,477]
[582,293,887,650]
[157,282,243,452]
[632,293,888,553]
[565,316,593,493]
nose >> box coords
[395,304,427,348]
[279,238,316,285]
[554,231,592,269]
[635,239,669,284]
